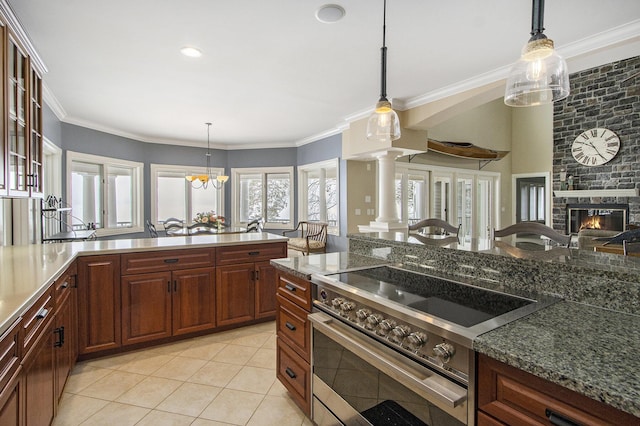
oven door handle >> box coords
[309,311,467,409]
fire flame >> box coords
[580,216,602,230]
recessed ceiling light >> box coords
[315,4,346,23]
[180,46,202,58]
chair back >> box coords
[302,221,328,243]
[187,222,215,235]
[493,222,571,247]
[246,218,264,233]
[408,218,460,237]
[146,220,158,238]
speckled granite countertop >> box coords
[474,301,640,418]
[272,251,640,419]
[0,233,287,336]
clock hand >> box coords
[587,141,608,161]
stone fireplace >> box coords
[566,204,628,234]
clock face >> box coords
[571,128,620,166]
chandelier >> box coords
[186,122,229,189]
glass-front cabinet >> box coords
[5,32,43,198]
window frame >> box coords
[231,166,294,229]
[150,163,226,226]
[298,158,340,235]
[66,151,144,237]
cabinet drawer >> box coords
[0,319,21,395]
[276,337,310,415]
[276,272,312,311]
[477,354,638,426]
[276,294,310,362]
[121,248,215,274]
[54,263,76,305]
[216,243,286,266]
[22,287,54,356]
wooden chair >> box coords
[492,222,571,248]
[282,221,328,255]
[408,218,461,237]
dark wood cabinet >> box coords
[0,368,21,426]
[53,264,77,402]
[275,270,312,416]
[476,353,639,426]
[216,263,255,327]
[121,271,172,345]
[172,267,216,335]
[255,261,277,319]
[23,311,55,426]
[0,319,21,426]
[77,255,121,354]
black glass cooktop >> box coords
[332,267,532,327]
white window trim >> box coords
[43,137,62,198]
[150,163,225,226]
[231,166,294,229]
[298,159,340,235]
[66,151,144,237]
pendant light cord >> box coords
[379,0,388,101]
[530,0,546,40]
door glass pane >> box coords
[266,173,290,224]
[306,170,321,221]
[71,161,102,229]
[433,175,451,222]
[395,174,402,221]
[157,172,186,222]
[456,177,473,242]
[240,173,262,222]
[477,177,492,239]
[408,174,426,224]
[107,166,133,228]
[325,168,338,227]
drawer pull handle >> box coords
[36,308,49,319]
[61,281,69,289]
[168,281,171,293]
[284,284,296,292]
[545,409,579,426]
[248,251,260,256]
[285,367,297,379]
[54,326,65,347]
[285,322,296,331]
[164,258,179,263]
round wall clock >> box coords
[571,127,620,166]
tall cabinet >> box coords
[0,5,46,198]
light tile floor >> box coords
[54,321,313,426]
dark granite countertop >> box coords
[270,252,389,280]
[474,301,640,418]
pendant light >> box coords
[504,0,569,107]
[366,0,401,141]
[186,122,229,189]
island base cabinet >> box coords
[0,369,21,426]
[0,320,22,426]
[23,318,55,426]
[78,255,121,354]
[121,272,172,345]
[476,353,639,426]
[216,263,255,327]
[172,267,216,335]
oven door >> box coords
[309,311,468,426]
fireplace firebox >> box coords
[567,204,628,234]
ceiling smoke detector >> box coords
[315,4,346,23]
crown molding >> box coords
[558,19,640,59]
[0,0,47,75]
[294,123,348,147]
[43,82,66,120]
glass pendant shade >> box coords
[504,38,569,106]
[367,99,401,141]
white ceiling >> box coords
[7,0,640,149]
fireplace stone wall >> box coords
[552,56,640,232]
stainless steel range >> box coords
[309,265,558,426]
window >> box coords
[395,170,428,225]
[67,151,143,236]
[150,164,225,225]
[298,159,339,234]
[232,167,293,229]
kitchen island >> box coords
[271,246,640,422]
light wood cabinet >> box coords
[77,255,121,354]
[476,353,638,425]
[275,270,312,416]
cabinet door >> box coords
[216,263,255,327]
[54,292,73,402]
[0,368,21,426]
[28,66,43,197]
[172,267,216,335]
[77,255,121,354]
[7,36,29,197]
[121,272,172,345]
[23,317,55,426]
[255,261,277,319]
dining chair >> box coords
[146,220,158,238]
[492,222,571,248]
[408,218,461,237]
[246,218,264,233]
[187,222,216,236]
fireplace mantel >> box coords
[554,189,639,198]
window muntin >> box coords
[233,167,294,229]
[67,151,143,236]
[298,159,339,235]
[151,164,225,225]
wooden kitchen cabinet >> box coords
[215,243,286,327]
[275,270,312,416]
[476,353,639,426]
[0,319,22,426]
[77,255,121,354]
[172,267,216,335]
[53,267,78,403]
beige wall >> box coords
[346,160,377,233]
[511,104,553,174]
